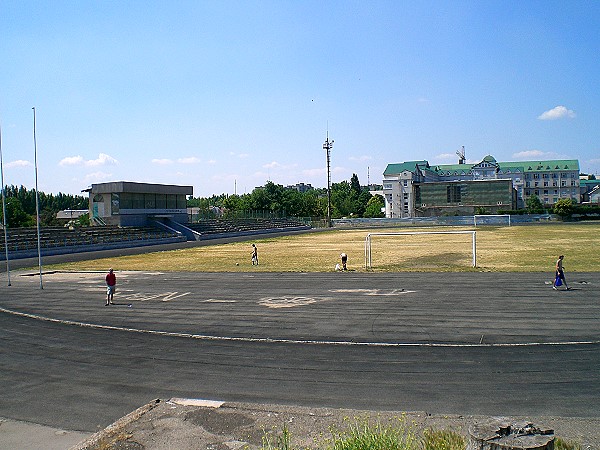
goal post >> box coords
[473,214,511,227]
[365,231,477,269]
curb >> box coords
[69,398,161,450]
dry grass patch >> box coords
[52,223,600,273]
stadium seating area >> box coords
[0,226,182,254]
[0,219,311,259]
[185,218,310,236]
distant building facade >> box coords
[86,182,193,226]
[286,183,313,193]
[383,155,580,218]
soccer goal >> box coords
[364,231,477,269]
[473,214,511,227]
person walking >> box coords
[105,268,116,305]
[553,255,569,290]
[251,244,258,265]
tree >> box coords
[364,194,385,218]
[525,195,544,214]
[553,198,574,218]
[0,197,35,227]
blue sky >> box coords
[2,0,599,197]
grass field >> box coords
[52,222,600,273]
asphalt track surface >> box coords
[1,269,599,434]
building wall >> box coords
[88,182,193,226]
[382,156,579,218]
[418,179,514,216]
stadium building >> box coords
[382,155,580,218]
[85,181,193,227]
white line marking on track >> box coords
[1,306,599,348]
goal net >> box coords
[364,231,477,270]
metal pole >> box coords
[472,231,477,268]
[32,107,43,289]
[0,124,11,285]
[322,132,333,227]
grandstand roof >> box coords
[87,181,193,195]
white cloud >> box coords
[87,153,118,166]
[206,159,217,165]
[177,157,202,164]
[538,105,576,120]
[151,158,173,165]
[82,171,113,183]
[59,155,85,166]
[302,167,326,177]
[263,161,282,169]
[238,153,249,159]
[6,159,32,168]
[512,150,545,159]
[511,150,570,160]
[60,153,118,167]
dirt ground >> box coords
[74,399,598,450]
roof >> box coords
[89,181,193,195]
[423,158,579,174]
[384,161,428,176]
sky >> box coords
[1,0,599,197]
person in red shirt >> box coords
[105,268,116,306]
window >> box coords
[145,194,156,209]
[447,185,461,203]
[403,180,408,187]
[534,174,540,179]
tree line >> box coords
[1,185,88,228]
[188,174,385,220]
[1,174,386,228]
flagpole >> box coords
[0,124,11,286]
[32,107,43,289]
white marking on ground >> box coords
[0,307,600,348]
[118,291,191,302]
[330,288,415,296]
[204,299,237,303]
[1,306,598,348]
[258,296,319,308]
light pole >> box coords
[323,132,333,227]
[33,107,43,289]
[0,124,11,285]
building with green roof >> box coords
[382,155,580,218]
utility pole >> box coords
[323,131,334,227]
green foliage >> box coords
[329,419,418,450]
[260,419,469,450]
[1,185,88,227]
[364,195,385,218]
[1,197,35,227]
[421,428,465,450]
[189,175,374,219]
[262,424,292,450]
[525,195,545,214]
[553,198,574,218]
[555,437,581,450]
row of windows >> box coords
[111,193,187,211]
[527,172,576,179]
[526,180,578,187]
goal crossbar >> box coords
[364,231,477,269]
